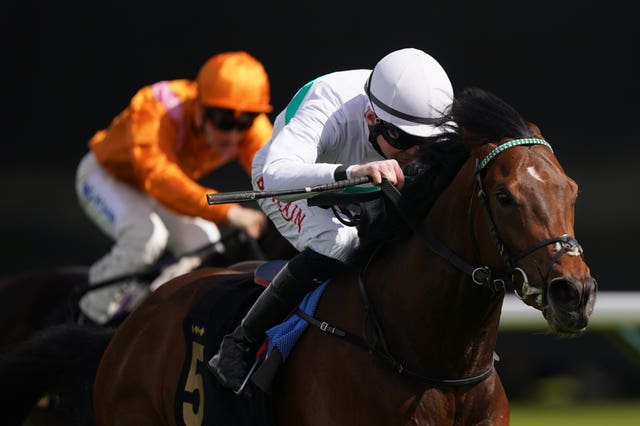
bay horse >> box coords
[0,87,596,426]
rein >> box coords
[296,266,497,386]
[298,138,584,387]
[296,241,496,386]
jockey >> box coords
[76,51,273,325]
[208,48,454,393]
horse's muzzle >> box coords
[544,276,597,335]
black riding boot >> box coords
[208,249,344,394]
[207,263,309,393]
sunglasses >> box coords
[374,119,429,150]
[203,107,259,131]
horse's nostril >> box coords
[548,279,579,306]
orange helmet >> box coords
[196,51,272,113]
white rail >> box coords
[500,291,640,331]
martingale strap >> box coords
[295,307,496,386]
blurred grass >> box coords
[510,400,640,425]
[509,375,640,425]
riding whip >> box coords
[206,176,373,205]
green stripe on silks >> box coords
[285,79,315,124]
[283,77,380,199]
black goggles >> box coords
[374,119,429,150]
[203,107,259,131]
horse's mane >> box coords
[353,87,537,259]
[403,87,536,214]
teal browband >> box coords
[476,138,553,172]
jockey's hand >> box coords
[348,159,405,189]
[227,206,268,239]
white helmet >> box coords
[365,48,453,137]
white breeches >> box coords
[75,152,221,284]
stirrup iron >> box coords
[233,357,261,396]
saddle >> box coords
[174,260,317,426]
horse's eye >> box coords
[495,188,514,206]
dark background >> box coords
[3,0,639,401]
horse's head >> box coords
[407,87,597,337]
[471,138,597,336]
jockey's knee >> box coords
[287,248,346,289]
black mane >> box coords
[402,86,536,217]
[354,87,537,256]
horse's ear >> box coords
[526,121,545,139]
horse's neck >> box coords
[361,170,503,373]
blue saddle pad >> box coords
[265,281,328,361]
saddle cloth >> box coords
[174,261,327,426]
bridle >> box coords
[382,138,583,298]
[467,138,583,301]
[298,137,585,386]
